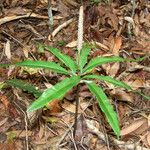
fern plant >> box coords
[1,43,150,138]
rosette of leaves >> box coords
[1,44,150,138]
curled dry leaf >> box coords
[95,42,109,51]
[121,118,147,136]
[65,40,77,48]
[5,40,11,60]
[124,16,135,28]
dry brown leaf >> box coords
[65,40,77,47]
[130,79,144,90]
[6,130,32,138]
[111,89,133,102]
[121,118,147,136]
[5,40,11,59]
[108,63,120,77]
[22,46,29,58]
[47,99,62,113]
[0,118,8,127]
[134,119,149,135]
[147,133,150,147]
[79,91,92,98]
[0,94,10,109]
[61,100,82,113]
[62,0,79,7]
[0,143,16,150]
[95,42,109,51]
[106,13,119,31]
[44,82,53,88]
[118,104,126,125]
[112,36,122,56]
[38,125,44,139]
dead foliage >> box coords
[0,0,150,150]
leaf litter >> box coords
[0,0,150,149]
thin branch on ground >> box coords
[56,99,92,149]
[127,0,137,38]
[86,119,150,150]
[47,0,53,33]
[13,101,29,150]
[51,18,74,37]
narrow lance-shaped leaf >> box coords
[79,44,91,73]
[16,60,69,75]
[27,75,80,112]
[83,56,125,73]
[6,79,42,98]
[0,63,13,67]
[83,75,150,101]
[83,75,132,90]
[85,81,120,138]
[46,46,77,74]
[135,91,150,100]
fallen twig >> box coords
[86,119,149,150]
[51,18,74,37]
[0,12,62,26]
[48,0,53,33]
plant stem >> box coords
[73,84,80,138]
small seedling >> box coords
[1,43,150,138]
[1,5,149,139]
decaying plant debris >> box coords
[0,0,150,150]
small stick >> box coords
[86,119,149,150]
[47,0,53,33]
[127,0,136,38]
[13,101,29,150]
[51,18,74,37]
[73,84,80,138]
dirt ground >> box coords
[0,0,150,150]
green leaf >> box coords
[83,75,150,101]
[37,42,45,53]
[86,81,120,137]
[16,60,69,75]
[79,44,91,73]
[0,64,12,67]
[134,91,150,101]
[46,46,77,74]
[83,75,132,90]
[6,79,42,98]
[83,56,125,73]
[27,75,80,112]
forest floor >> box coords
[0,0,150,150]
